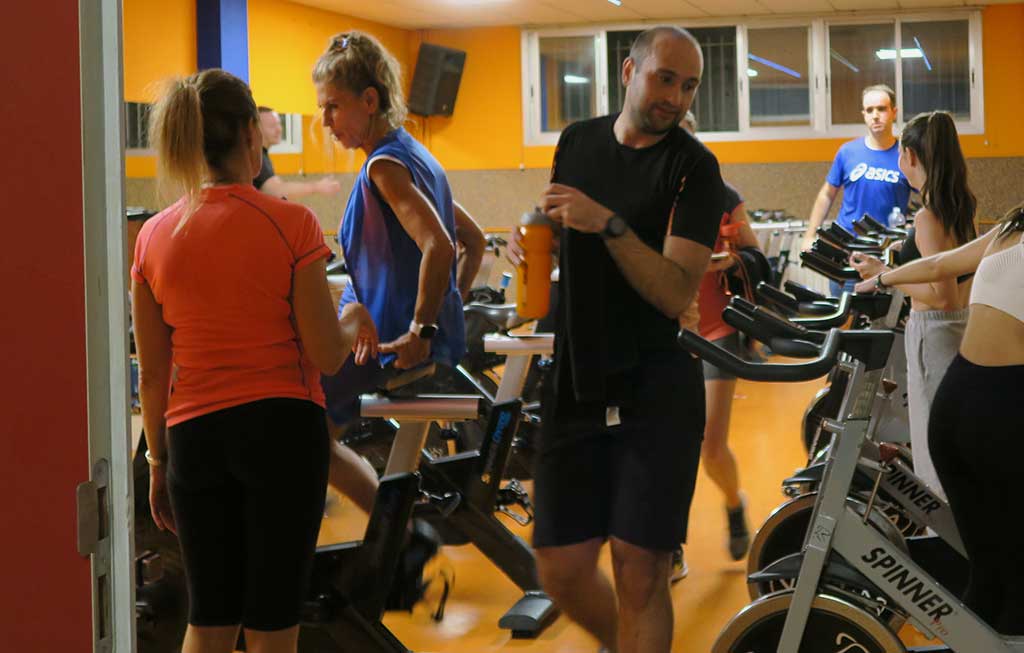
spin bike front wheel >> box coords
[712,590,906,653]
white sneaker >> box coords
[670,546,689,583]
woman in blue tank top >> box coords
[311,30,482,515]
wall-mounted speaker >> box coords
[408,43,467,117]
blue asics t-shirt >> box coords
[826,138,912,230]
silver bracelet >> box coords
[144,449,167,467]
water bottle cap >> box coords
[500,271,512,288]
[521,208,551,226]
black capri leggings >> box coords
[167,398,330,631]
[929,354,1024,636]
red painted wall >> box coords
[0,3,93,651]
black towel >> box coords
[561,227,638,403]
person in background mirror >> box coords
[254,105,342,199]
[800,84,913,296]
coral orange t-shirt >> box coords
[131,184,332,427]
[697,182,745,341]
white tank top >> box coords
[970,231,1024,323]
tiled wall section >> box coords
[126,156,1024,247]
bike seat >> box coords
[380,363,437,393]
[464,302,529,331]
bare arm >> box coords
[259,175,341,200]
[802,182,840,250]
[371,160,455,325]
[453,201,485,300]
[606,231,711,319]
[731,202,761,249]
[886,209,962,309]
[132,280,173,462]
[371,160,455,368]
[870,228,997,287]
[292,258,376,373]
[131,278,176,533]
[540,183,710,319]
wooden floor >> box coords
[316,376,827,653]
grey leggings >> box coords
[904,308,968,501]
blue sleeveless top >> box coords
[338,128,465,367]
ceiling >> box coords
[291,0,1016,29]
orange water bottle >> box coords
[516,209,553,319]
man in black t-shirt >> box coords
[510,26,724,653]
[253,106,341,199]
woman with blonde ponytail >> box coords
[851,110,977,501]
[312,32,484,518]
[132,68,377,653]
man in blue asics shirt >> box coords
[801,85,913,294]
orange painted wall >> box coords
[411,27,525,171]
[248,0,416,175]
[123,0,196,102]
[248,0,410,116]
[123,0,196,177]
[960,3,1024,158]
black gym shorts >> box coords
[532,351,706,551]
[167,398,329,631]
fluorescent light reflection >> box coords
[830,49,861,73]
[747,53,802,79]
[563,74,590,84]
[876,48,923,60]
[607,0,622,5]
[913,36,933,71]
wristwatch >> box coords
[875,272,889,290]
[409,321,438,339]
[601,214,628,239]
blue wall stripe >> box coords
[196,0,249,82]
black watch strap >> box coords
[601,214,627,239]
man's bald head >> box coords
[621,26,704,137]
[629,26,701,68]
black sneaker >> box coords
[387,519,444,613]
[727,496,751,561]
[670,545,689,583]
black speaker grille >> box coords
[409,43,467,117]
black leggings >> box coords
[929,354,1024,636]
[167,398,329,631]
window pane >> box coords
[901,20,970,121]
[691,27,739,132]
[278,113,289,141]
[124,102,151,149]
[748,26,811,127]
[539,36,597,132]
[829,23,895,124]
[607,30,641,112]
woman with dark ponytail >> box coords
[851,110,976,500]
[857,203,1024,635]
[133,68,377,653]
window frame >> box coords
[124,101,154,156]
[521,9,983,145]
[268,112,303,154]
[522,27,609,146]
